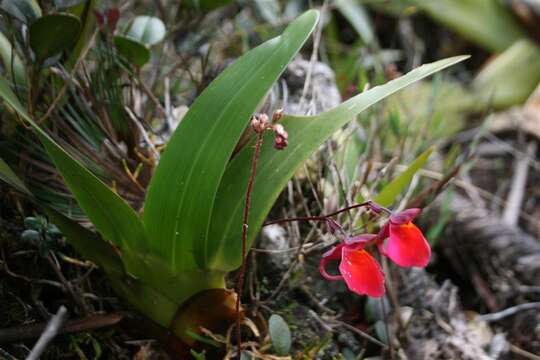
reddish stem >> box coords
[236,131,265,358]
[263,200,389,227]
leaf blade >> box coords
[142,10,319,271]
[374,147,433,207]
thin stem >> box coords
[263,201,390,227]
[235,131,265,358]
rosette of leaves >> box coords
[0,8,466,353]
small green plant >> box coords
[0,6,466,355]
[20,215,62,256]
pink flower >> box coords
[319,235,385,297]
[378,208,431,268]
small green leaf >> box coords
[0,0,41,22]
[124,16,166,46]
[114,35,151,67]
[21,229,40,242]
[24,216,45,231]
[374,147,433,207]
[29,13,81,63]
[268,314,292,356]
[0,31,26,87]
[374,320,389,344]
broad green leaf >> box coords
[142,10,319,271]
[374,147,433,207]
[268,314,292,356]
[125,16,166,46]
[0,156,31,195]
[29,13,81,63]
[209,56,468,270]
[0,0,41,22]
[0,76,147,275]
[114,36,151,67]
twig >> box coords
[0,313,124,344]
[297,1,327,112]
[502,141,537,226]
[510,344,540,360]
[26,306,68,360]
[328,319,388,349]
[478,302,540,322]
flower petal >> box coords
[387,222,431,267]
[339,248,385,297]
[345,233,377,245]
[320,244,345,281]
[390,208,421,225]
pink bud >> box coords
[272,109,284,122]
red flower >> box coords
[317,203,431,297]
[378,208,431,267]
[319,234,385,297]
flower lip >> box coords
[339,247,385,297]
[390,208,421,225]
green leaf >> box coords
[0,76,147,275]
[124,16,166,46]
[473,40,540,108]
[412,0,524,52]
[0,0,41,22]
[114,35,151,67]
[65,0,98,69]
[45,207,125,278]
[0,31,26,87]
[268,314,292,356]
[0,156,31,195]
[209,56,468,271]
[374,320,389,344]
[29,13,81,63]
[374,147,433,207]
[142,10,319,271]
[335,0,375,45]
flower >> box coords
[318,205,431,298]
[319,234,385,297]
[378,208,431,268]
